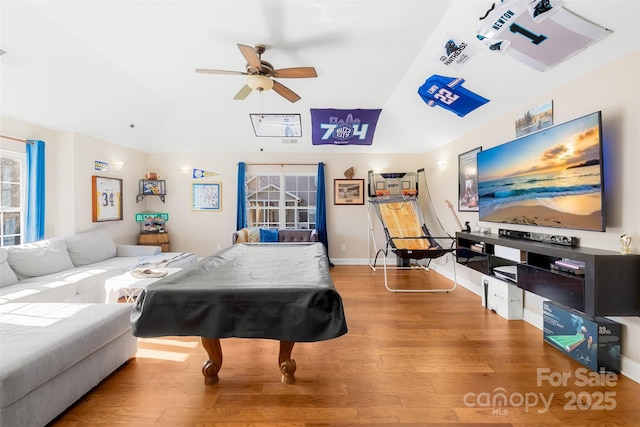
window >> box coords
[246,173,316,229]
[0,151,25,246]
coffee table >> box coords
[105,267,182,303]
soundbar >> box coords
[498,229,578,246]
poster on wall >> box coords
[192,182,221,211]
[458,147,482,212]
[310,108,382,146]
[515,101,553,137]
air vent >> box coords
[0,46,29,67]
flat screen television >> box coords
[477,111,605,232]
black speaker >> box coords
[499,229,578,246]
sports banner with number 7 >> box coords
[310,108,382,146]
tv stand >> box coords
[456,231,640,316]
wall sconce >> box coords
[437,160,447,170]
[112,161,124,171]
[181,166,192,175]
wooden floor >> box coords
[51,265,640,426]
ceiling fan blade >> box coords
[274,67,317,78]
[272,80,301,103]
[196,69,247,76]
[237,44,261,70]
[234,84,253,100]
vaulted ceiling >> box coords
[1,1,638,154]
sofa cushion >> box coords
[278,229,317,242]
[65,230,117,266]
[0,276,79,304]
[0,302,135,408]
[259,228,279,242]
[0,248,19,288]
[7,239,74,280]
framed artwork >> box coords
[192,182,221,211]
[458,147,481,212]
[334,179,365,205]
[92,176,123,222]
[515,100,553,137]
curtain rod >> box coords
[1,134,34,144]
[242,162,318,166]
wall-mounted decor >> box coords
[334,179,365,205]
[192,168,219,179]
[141,180,166,196]
[137,179,166,203]
[458,147,481,212]
[192,182,221,211]
[92,176,123,222]
[94,160,109,172]
[310,109,381,146]
[515,100,553,137]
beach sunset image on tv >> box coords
[477,112,604,232]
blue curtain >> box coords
[316,162,331,264]
[25,140,46,242]
[236,162,247,230]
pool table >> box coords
[131,242,347,384]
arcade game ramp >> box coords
[377,201,431,250]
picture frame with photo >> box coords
[334,179,365,205]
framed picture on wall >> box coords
[92,176,123,222]
[458,147,481,212]
[192,182,221,211]
[334,179,365,205]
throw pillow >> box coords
[7,238,75,280]
[64,229,117,266]
[259,228,279,242]
[0,248,19,287]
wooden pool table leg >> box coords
[201,337,222,385]
[279,340,297,384]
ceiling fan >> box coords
[196,43,317,103]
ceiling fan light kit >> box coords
[196,43,317,103]
[246,74,274,91]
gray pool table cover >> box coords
[131,243,348,342]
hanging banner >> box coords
[310,108,382,146]
[431,32,480,71]
[192,168,219,179]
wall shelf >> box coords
[136,179,166,203]
[456,231,640,316]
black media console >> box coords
[456,231,640,316]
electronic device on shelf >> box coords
[477,111,605,233]
[498,228,579,246]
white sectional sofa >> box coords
[0,230,198,427]
[0,229,196,304]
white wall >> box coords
[0,117,147,243]
[1,50,638,382]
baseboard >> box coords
[523,307,544,330]
[620,356,640,383]
[330,257,370,266]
